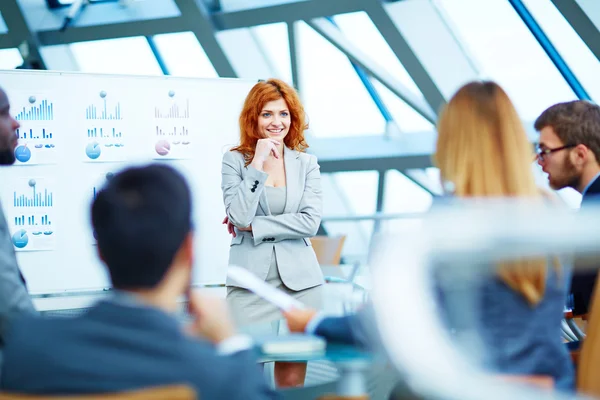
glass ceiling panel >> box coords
[333,11,423,99]
[437,0,577,120]
[383,170,433,214]
[251,22,292,84]
[371,79,434,133]
[152,32,218,78]
[0,11,8,34]
[17,0,180,31]
[321,171,378,263]
[218,0,308,12]
[575,0,600,31]
[69,37,162,76]
[0,48,24,70]
[522,0,600,102]
[296,21,385,137]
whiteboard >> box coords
[0,70,257,294]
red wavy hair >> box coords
[232,79,308,166]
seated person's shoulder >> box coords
[175,337,261,385]
[6,312,45,332]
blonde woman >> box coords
[434,81,574,390]
[285,81,574,391]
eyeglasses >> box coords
[535,144,577,161]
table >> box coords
[241,319,376,397]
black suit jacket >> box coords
[571,175,600,315]
[314,307,378,349]
[0,300,277,399]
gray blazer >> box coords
[221,147,324,291]
[0,200,35,375]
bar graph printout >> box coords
[153,90,193,160]
[11,93,58,165]
[7,177,56,251]
[84,90,127,162]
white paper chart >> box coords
[152,90,193,160]
[12,93,58,165]
[7,178,56,251]
[83,90,127,163]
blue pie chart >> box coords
[12,230,28,249]
[86,142,101,160]
[14,146,31,163]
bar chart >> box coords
[15,99,54,121]
[16,128,54,140]
[7,178,56,251]
[10,217,55,251]
[153,123,192,159]
[13,180,53,208]
[14,214,52,226]
[156,126,189,136]
[12,126,57,165]
[155,99,190,119]
[86,98,122,120]
[87,127,123,138]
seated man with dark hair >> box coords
[0,164,277,399]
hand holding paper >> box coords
[227,266,306,311]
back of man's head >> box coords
[534,100,600,162]
[91,164,192,290]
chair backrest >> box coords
[311,235,346,265]
[0,385,197,400]
[577,275,600,396]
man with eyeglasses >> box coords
[535,100,600,316]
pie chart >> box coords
[12,230,28,249]
[14,146,31,163]
[86,142,101,159]
[155,140,170,156]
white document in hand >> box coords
[227,266,306,311]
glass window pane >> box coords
[383,170,433,213]
[0,48,23,69]
[322,221,373,264]
[371,79,434,133]
[219,0,306,11]
[70,37,163,76]
[297,21,385,137]
[0,12,8,34]
[251,23,292,84]
[333,12,423,98]
[322,171,379,216]
[522,0,600,102]
[152,32,218,78]
[437,0,577,120]
[576,0,600,31]
[321,171,378,263]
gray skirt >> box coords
[227,250,323,326]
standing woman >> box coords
[221,79,324,383]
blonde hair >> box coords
[434,81,553,306]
